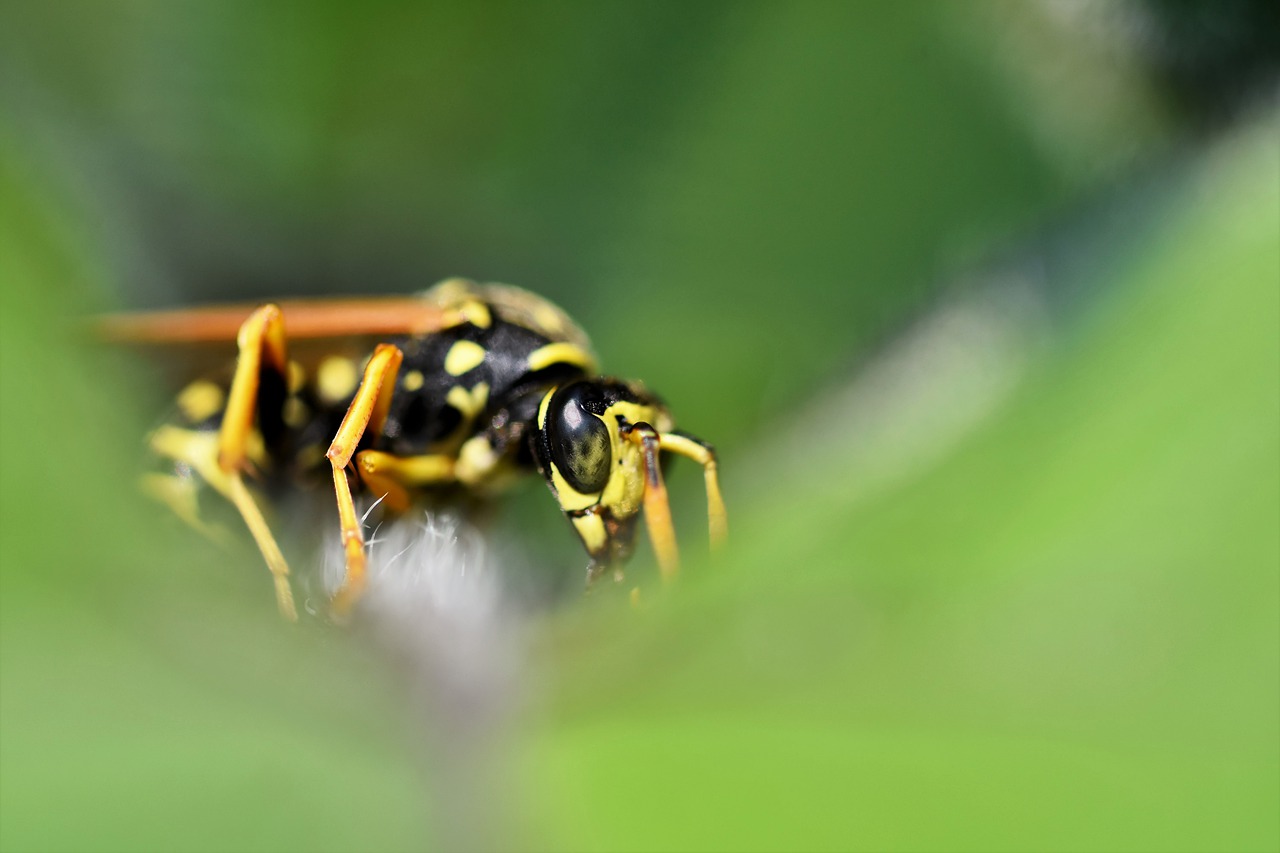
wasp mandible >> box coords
[104,279,727,620]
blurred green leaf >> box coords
[517,115,1280,852]
[1,5,1275,852]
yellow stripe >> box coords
[282,397,310,428]
[528,342,596,373]
[572,512,607,556]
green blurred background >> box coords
[1,2,1277,851]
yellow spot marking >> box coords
[317,356,359,404]
[445,340,486,376]
[283,397,310,428]
[455,435,498,485]
[286,360,306,394]
[176,380,225,423]
[171,422,264,473]
[461,300,492,329]
[528,342,596,373]
[244,428,268,468]
[445,382,490,421]
[295,443,325,470]
[402,370,425,392]
[150,426,232,492]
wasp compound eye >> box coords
[547,382,612,494]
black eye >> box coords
[546,383,611,494]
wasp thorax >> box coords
[546,381,613,494]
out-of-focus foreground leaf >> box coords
[1,4,1276,850]
[517,116,1280,851]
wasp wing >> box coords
[98,296,451,387]
[98,296,448,344]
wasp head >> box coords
[531,378,673,578]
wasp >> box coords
[104,279,727,620]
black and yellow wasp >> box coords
[105,279,726,620]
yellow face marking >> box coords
[528,342,597,373]
[444,340,487,376]
[446,382,490,421]
[282,397,310,429]
[317,356,359,404]
[599,401,662,519]
[572,512,608,557]
[402,370,425,392]
[536,390,667,518]
[176,380,225,423]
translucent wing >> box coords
[98,296,448,344]
[98,296,450,386]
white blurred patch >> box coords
[314,509,522,717]
[312,508,526,848]
[320,506,502,623]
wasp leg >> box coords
[623,422,680,581]
[658,431,728,552]
[207,305,296,620]
[150,426,295,620]
[218,305,288,472]
[354,450,456,514]
[326,343,404,619]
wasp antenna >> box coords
[626,422,680,580]
[658,432,727,553]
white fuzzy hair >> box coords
[313,505,523,711]
[313,507,528,847]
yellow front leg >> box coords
[196,304,297,620]
[326,343,404,619]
